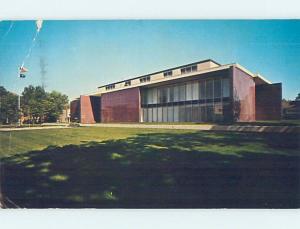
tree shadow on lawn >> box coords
[2,131,300,208]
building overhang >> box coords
[84,61,273,97]
[97,64,232,95]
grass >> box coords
[0,127,190,158]
[0,127,299,208]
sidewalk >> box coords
[0,126,70,132]
[81,123,300,133]
[1,123,298,133]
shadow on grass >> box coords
[2,131,300,208]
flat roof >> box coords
[97,59,221,89]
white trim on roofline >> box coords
[86,63,270,97]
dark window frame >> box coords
[124,80,131,86]
[163,70,173,77]
[181,65,198,74]
[140,75,151,83]
[105,84,115,90]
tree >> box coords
[21,85,48,123]
[0,85,68,124]
[296,93,300,101]
[21,85,69,123]
[44,91,68,122]
[0,86,18,124]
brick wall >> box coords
[232,67,256,122]
[101,87,140,123]
[80,95,101,124]
[255,83,282,120]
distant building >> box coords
[282,100,300,119]
[58,106,70,123]
[70,59,282,123]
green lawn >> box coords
[0,127,299,208]
[0,127,169,158]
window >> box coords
[140,75,151,83]
[152,88,158,104]
[141,91,147,105]
[191,103,200,122]
[152,107,157,122]
[157,107,163,122]
[168,87,174,102]
[167,106,173,122]
[200,105,207,122]
[157,88,162,104]
[179,84,186,101]
[214,79,221,98]
[148,108,153,122]
[158,88,167,104]
[222,78,230,97]
[179,105,186,122]
[181,65,197,74]
[185,104,192,122]
[124,80,131,86]
[173,85,179,102]
[162,106,168,122]
[173,105,179,122]
[186,82,193,101]
[199,81,206,99]
[143,108,148,122]
[105,84,115,90]
[206,80,213,99]
[192,81,199,100]
[161,87,168,104]
[163,70,172,77]
[206,105,214,122]
[191,65,197,72]
[147,89,153,104]
[214,103,223,122]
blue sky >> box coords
[0,20,299,100]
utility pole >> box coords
[17,94,21,126]
[17,67,23,127]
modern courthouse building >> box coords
[70,59,282,124]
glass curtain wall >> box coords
[141,77,231,122]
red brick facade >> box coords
[80,95,101,124]
[232,67,256,122]
[255,83,282,120]
[80,95,98,124]
[101,87,140,123]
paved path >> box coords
[81,123,300,133]
[0,126,70,132]
[83,123,214,130]
[1,123,298,133]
